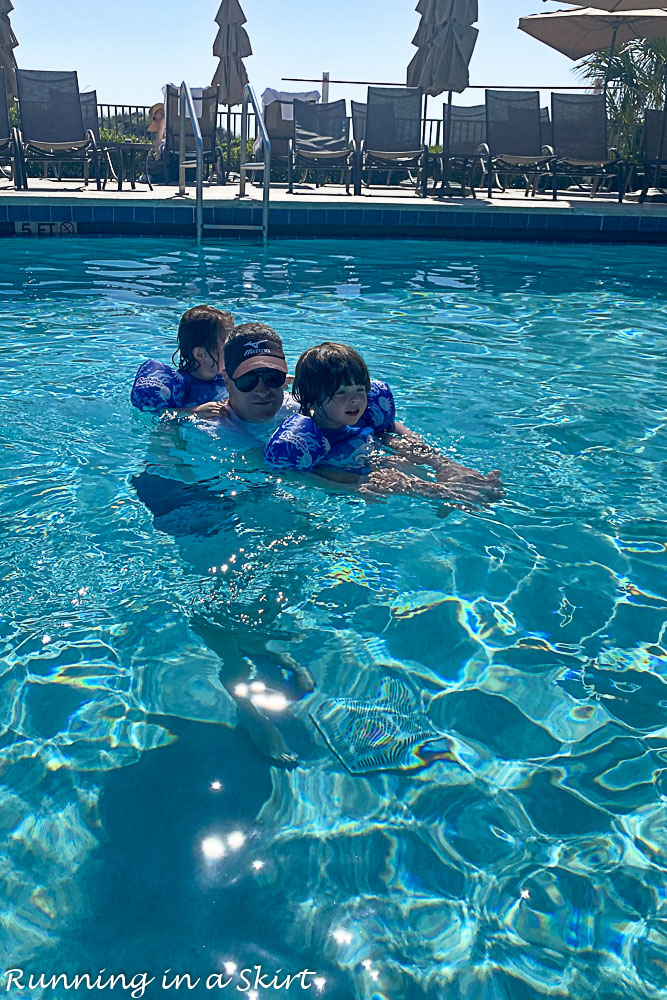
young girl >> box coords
[265,342,503,508]
[131,305,234,416]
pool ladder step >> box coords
[202,223,265,238]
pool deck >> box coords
[2,176,667,243]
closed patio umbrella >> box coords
[0,0,18,102]
[408,0,478,96]
[408,0,478,194]
[211,0,252,179]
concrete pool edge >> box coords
[2,186,667,244]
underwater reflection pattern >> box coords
[0,239,666,998]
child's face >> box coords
[316,383,368,429]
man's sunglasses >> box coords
[232,369,286,393]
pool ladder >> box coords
[176,81,270,245]
[205,83,271,244]
[175,81,203,243]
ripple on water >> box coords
[0,238,666,997]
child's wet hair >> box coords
[173,305,235,373]
[293,342,371,415]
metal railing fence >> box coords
[97,104,153,135]
[96,104,647,160]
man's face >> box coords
[225,368,285,423]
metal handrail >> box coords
[176,81,203,244]
[239,84,271,244]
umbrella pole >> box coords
[440,90,453,198]
[225,104,232,185]
[653,61,667,189]
[602,25,618,104]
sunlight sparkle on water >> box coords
[201,836,226,860]
[227,831,246,851]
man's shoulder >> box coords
[278,393,300,417]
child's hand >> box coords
[436,468,504,505]
[192,401,227,419]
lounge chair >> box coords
[354,86,428,197]
[79,90,118,187]
[550,93,624,203]
[480,89,554,199]
[0,66,22,188]
[288,98,353,193]
[438,103,485,197]
[351,101,367,145]
[15,68,100,190]
[162,84,221,184]
[638,108,667,203]
[254,94,320,181]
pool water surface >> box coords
[0,238,666,999]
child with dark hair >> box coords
[131,305,234,416]
[266,342,503,509]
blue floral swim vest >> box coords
[265,380,395,474]
[130,359,227,412]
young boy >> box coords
[265,342,503,509]
[130,305,234,416]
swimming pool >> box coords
[1,237,666,999]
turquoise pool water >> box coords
[0,237,666,999]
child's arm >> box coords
[174,400,228,419]
[380,422,504,505]
[306,464,483,512]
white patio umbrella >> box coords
[519,7,667,64]
[0,0,18,102]
[211,0,252,179]
[544,0,667,10]
[520,6,667,197]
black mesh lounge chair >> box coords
[254,96,319,182]
[480,89,554,199]
[0,67,22,188]
[550,93,624,203]
[639,109,667,203]
[79,90,117,187]
[16,69,100,190]
[262,101,293,166]
[540,106,552,147]
[351,101,367,144]
[288,98,353,193]
[163,84,221,183]
[354,86,428,197]
[79,90,100,141]
[439,103,485,197]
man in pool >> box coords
[201,323,298,441]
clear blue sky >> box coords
[11,0,581,113]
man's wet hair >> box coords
[174,305,234,373]
[293,342,370,415]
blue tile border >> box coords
[1,195,667,244]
